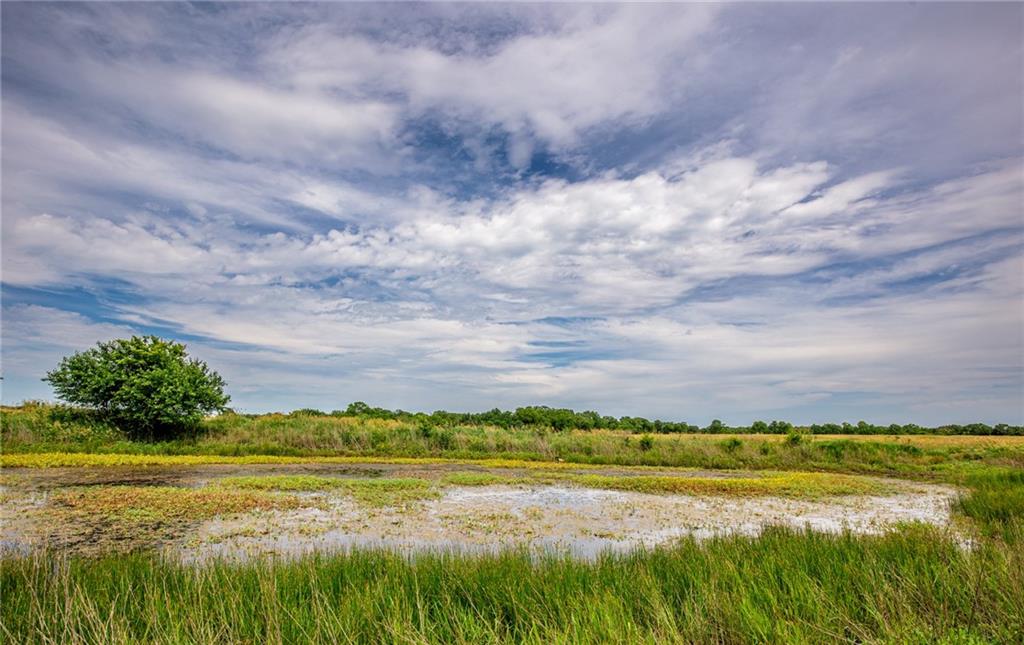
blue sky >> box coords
[2,3,1022,424]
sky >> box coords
[2,3,1022,425]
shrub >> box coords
[290,408,327,417]
[638,435,655,451]
[720,437,743,453]
[43,336,229,439]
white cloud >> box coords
[266,5,717,148]
[781,172,894,220]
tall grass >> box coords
[955,468,1024,543]
[4,405,1022,482]
[2,526,1021,644]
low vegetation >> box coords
[540,471,889,498]
[213,470,889,500]
[2,402,1022,643]
[217,475,438,507]
[3,404,1022,486]
[34,485,309,556]
[339,401,1024,435]
[52,485,305,523]
[3,525,1021,644]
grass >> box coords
[541,471,890,498]
[3,404,1023,642]
[441,471,527,486]
[52,485,306,523]
[36,485,310,556]
[955,468,1024,542]
[4,405,1022,486]
[217,475,439,507]
[439,470,890,498]
[209,470,889,502]
[2,525,1021,644]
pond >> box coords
[0,462,960,561]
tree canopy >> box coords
[44,336,229,438]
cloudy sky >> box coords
[2,3,1022,424]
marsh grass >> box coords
[207,469,892,501]
[37,485,310,555]
[440,472,528,486]
[2,525,1021,644]
[440,470,890,498]
[210,471,886,508]
[52,485,306,522]
[4,406,1022,485]
[540,471,890,498]
[955,468,1024,543]
[216,475,439,507]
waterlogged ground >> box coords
[0,462,960,560]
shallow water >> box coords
[0,464,961,560]
[180,483,958,562]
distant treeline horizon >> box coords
[254,402,1022,436]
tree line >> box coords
[286,402,1023,436]
[40,335,1022,438]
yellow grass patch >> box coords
[0,451,611,471]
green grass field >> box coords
[2,403,1022,643]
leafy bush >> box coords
[43,336,229,439]
[720,437,743,453]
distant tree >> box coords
[346,401,373,415]
[44,336,229,439]
[751,420,769,433]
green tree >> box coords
[43,336,229,438]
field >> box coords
[2,404,1023,643]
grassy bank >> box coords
[4,405,1023,485]
[2,525,1021,644]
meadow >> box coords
[2,403,1023,643]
